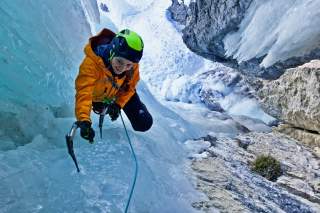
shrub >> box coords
[251,155,282,182]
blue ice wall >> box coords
[0,1,204,212]
[0,0,93,148]
[0,0,92,105]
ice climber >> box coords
[74,28,153,142]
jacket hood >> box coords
[83,28,116,67]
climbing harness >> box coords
[65,110,138,213]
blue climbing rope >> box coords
[120,112,138,213]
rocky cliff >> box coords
[187,132,320,212]
[169,0,320,148]
[258,60,320,149]
[168,0,320,80]
[169,1,320,211]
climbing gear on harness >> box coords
[92,102,107,114]
[103,96,117,105]
[65,122,81,172]
[110,29,144,63]
[107,103,120,121]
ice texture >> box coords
[0,0,297,212]
[224,0,320,68]
[0,1,204,212]
[0,0,92,105]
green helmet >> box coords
[110,29,144,63]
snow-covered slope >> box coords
[97,0,273,124]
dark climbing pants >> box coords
[93,93,153,132]
[122,93,153,131]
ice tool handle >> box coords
[99,105,109,139]
[99,97,115,139]
[65,122,81,172]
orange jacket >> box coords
[75,29,140,122]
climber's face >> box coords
[111,57,134,74]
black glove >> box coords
[78,121,95,143]
[107,103,120,121]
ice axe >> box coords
[98,105,109,139]
[65,122,80,172]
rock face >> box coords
[168,0,320,79]
[258,60,320,148]
[181,0,253,62]
[187,132,320,212]
[167,0,188,25]
[168,0,320,146]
